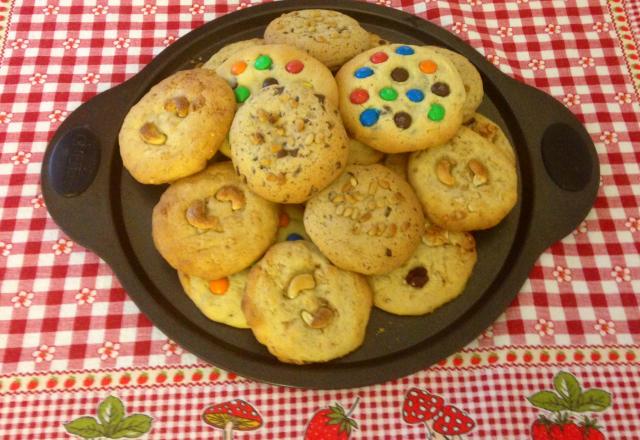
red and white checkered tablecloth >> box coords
[0,0,638,439]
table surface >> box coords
[0,0,639,438]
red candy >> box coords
[370,51,389,64]
[285,59,304,74]
[350,88,369,104]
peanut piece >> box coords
[286,273,315,299]
[300,306,334,329]
[164,96,190,118]
[468,159,488,186]
[139,122,167,145]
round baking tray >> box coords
[42,0,599,389]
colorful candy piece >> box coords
[234,85,251,103]
[431,82,450,97]
[428,103,446,121]
[391,67,409,82]
[209,277,230,295]
[287,233,304,241]
[419,60,438,74]
[231,61,247,75]
[379,87,398,101]
[354,66,374,79]
[279,212,290,227]
[254,55,273,70]
[359,108,380,127]
[395,45,415,55]
[370,51,389,64]
[406,89,425,102]
[262,77,279,88]
[284,59,304,74]
[350,88,370,104]
[394,112,412,129]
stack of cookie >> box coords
[118,9,518,365]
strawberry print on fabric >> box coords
[402,388,475,439]
[304,398,360,440]
[202,399,263,440]
[527,371,611,440]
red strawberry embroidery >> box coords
[100,375,112,387]
[82,375,94,387]
[156,372,167,383]
[209,369,221,381]
[137,373,149,385]
[27,378,39,390]
[581,418,605,440]
[46,377,58,388]
[174,371,185,383]
[192,370,203,381]
[531,416,552,440]
[64,376,76,388]
[119,373,131,385]
[304,398,360,440]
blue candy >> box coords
[287,233,304,241]
[395,45,415,55]
[354,67,374,78]
[406,89,425,102]
[359,108,380,127]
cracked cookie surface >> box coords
[369,221,477,315]
[229,83,349,203]
[304,164,424,275]
[152,161,279,279]
[242,240,372,364]
[119,69,235,184]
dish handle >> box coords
[42,79,142,253]
[506,79,600,253]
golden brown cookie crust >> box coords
[152,161,279,279]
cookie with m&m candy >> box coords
[215,44,338,107]
[336,45,466,153]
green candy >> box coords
[235,86,251,103]
[428,103,445,121]
[379,87,398,101]
[254,55,272,70]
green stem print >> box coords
[64,396,153,439]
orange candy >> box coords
[419,60,438,74]
[209,277,229,295]
[279,212,290,227]
[231,61,247,75]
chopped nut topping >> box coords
[215,186,245,211]
[164,96,190,118]
[300,306,334,329]
[436,159,456,187]
[286,273,315,299]
[139,122,167,145]
[468,159,488,186]
[185,199,223,231]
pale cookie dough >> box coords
[429,46,484,123]
[178,269,250,328]
[347,138,384,165]
[264,9,370,70]
[408,127,518,231]
[464,112,516,164]
[216,44,339,107]
[202,38,265,70]
[336,45,466,153]
[370,221,477,315]
[242,240,373,364]
[119,69,235,184]
[304,164,424,275]
[152,161,279,279]
[230,84,349,203]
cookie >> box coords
[264,9,370,70]
[202,38,265,70]
[336,45,466,153]
[276,205,308,242]
[370,221,477,315]
[152,161,279,279]
[229,83,349,203]
[408,126,518,231]
[242,240,372,364]
[383,153,409,179]
[216,44,339,107]
[347,138,384,165]
[368,32,391,48]
[119,69,235,184]
[428,46,483,123]
[219,135,231,158]
[178,270,249,329]
[464,112,516,164]
[304,164,424,275]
